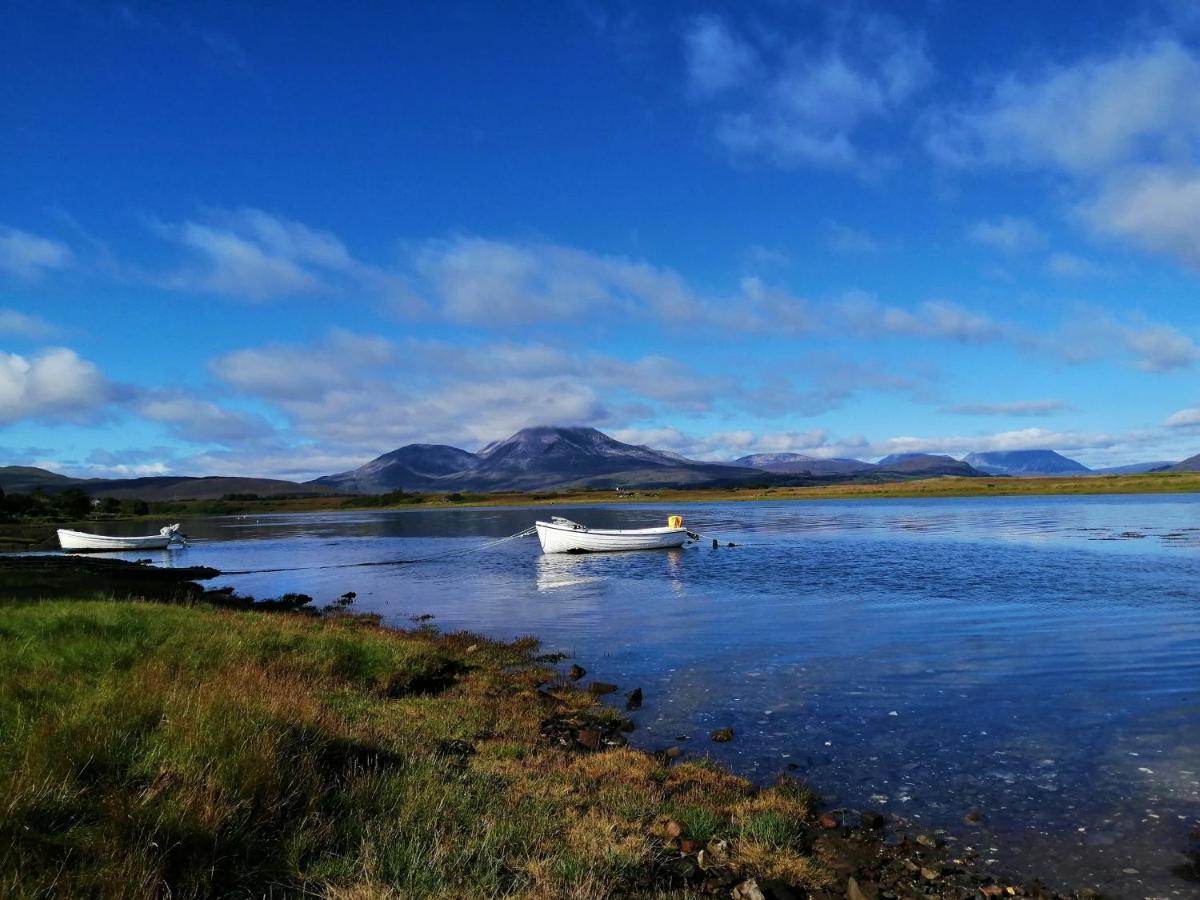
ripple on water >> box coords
[90,494,1200,897]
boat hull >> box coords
[56,526,180,552]
[535,520,688,554]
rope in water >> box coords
[686,529,740,548]
[221,525,539,576]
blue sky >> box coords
[3,0,1200,479]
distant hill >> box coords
[1169,453,1200,472]
[0,466,338,501]
[75,477,341,501]
[1090,461,1176,475]
[732,453,876,476]
[0,466,78,493]
[876,454,984,476]
[315,444,481,493]
[963,450,1090,476]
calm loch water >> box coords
[101,495,1200,897]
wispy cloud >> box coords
[1056,309,1200,372]
[1164,407,1200,429]
[929,39,1200,270]
[683,10,931,172]
[834,292,1011,344]
[682,14,759,96]
[135,392,276,444]
[150,209,421,307]
[944,399,1068,416]
[0,226,72,279]
[0,309,56,338]
[966,216,1046,253]
[825,221,881,254]
[1047,252,1108,278]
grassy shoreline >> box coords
[0,562,1096,899]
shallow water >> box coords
[92,495,1200,897]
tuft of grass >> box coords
[0,598,833,898]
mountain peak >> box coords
[963,449,1089,476]
[476,425,669,471]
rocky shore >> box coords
[0,554,1103,898]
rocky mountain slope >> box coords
[731,453,877,476]
[964,449,1090,476]
[876,454,985,476]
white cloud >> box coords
[1047,252,1108,278]
[152,208,421,305]
[1080,166,1200,269]
[825,222,880,254]
[871,427,1132,458]
[683,14,758,95]
[0,226,72,279]
[610,427,832,461]
[1055,310,1200,372]
[929,40,1200,172]
[212,330,396,400]
[835,292,1009,344]
[945,399,1068,416]
[136,392,275,444]
[0,348,112,424]
[967,216,1046,253]
[685,11,931,171]
[0,309,56,338]
[1164,407,1200,429]
[930,40,1200,269]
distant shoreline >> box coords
[4,471,1200,551]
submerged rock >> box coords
[710,726,735,742]
[860,809,886,829]
[588,681,618,695]
[625,687,643,710]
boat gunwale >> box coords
[534,520,687,537]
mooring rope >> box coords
[221,525,539,576]
[686,529,740,548]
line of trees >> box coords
[0,487,149,521]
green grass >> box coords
[0,598,829,898]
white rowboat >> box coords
[57,524,184,552]
[535,516,690,554]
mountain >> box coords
[445,426,757,491]
[1090,461,1176,475]
[315,426,765,493]
[876,453,931,466]
[731,453,877,476]
[315,444,480,493]
[1169,453,1200,472]
[963,450,1090,476]
[876,453,984,476]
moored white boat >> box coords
[56,524,184,552]
[535,516,690,554]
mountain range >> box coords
[2,428,1196,499]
